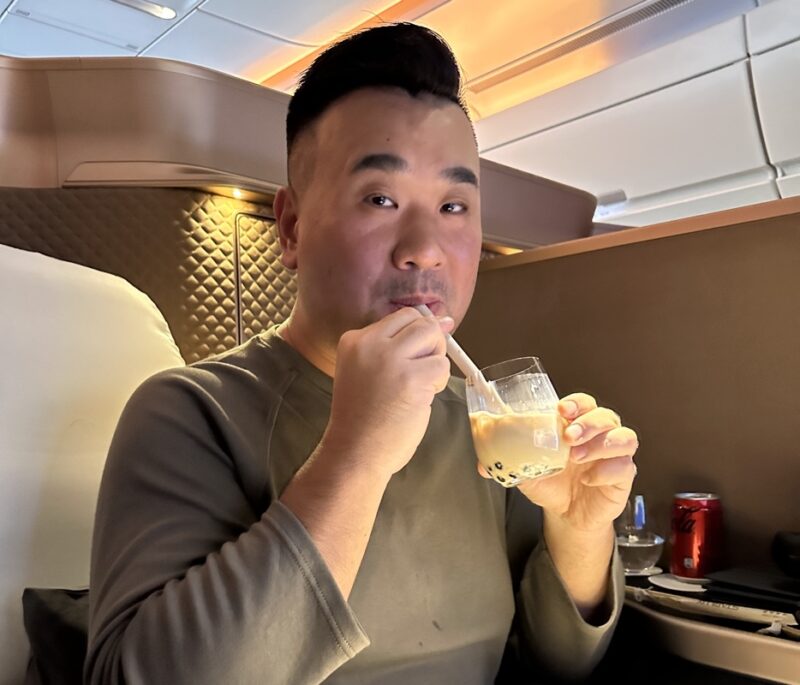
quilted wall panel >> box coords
[0,188,291,363]
[237,213,297,342]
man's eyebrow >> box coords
[351,154,478,188]
[351,153,408,174]
[442,166,479,188]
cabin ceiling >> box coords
[1,0,797,234]
[0,0,754,116]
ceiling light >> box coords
[232,188,243,199]
[110,0,177,20]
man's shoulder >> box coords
[134,334,292,408]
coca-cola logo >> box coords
[673,506,701,533]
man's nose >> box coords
[392,212,445,271]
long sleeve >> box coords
[501,489,624,683]
[85,371,369,685]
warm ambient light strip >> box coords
[466,0,694,94]
[262,0,693,105]
[261,0,449,91]
[110,0,177,20]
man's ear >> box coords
[273,186,299,270]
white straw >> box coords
[414,305,507,412]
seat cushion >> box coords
[22,588,89,685]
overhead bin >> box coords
[0,55,593,247]
[478,160,595,248]
[0,55,290,193]
[749,22,800,198]
[482,62,777,226]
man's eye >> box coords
[368,195,397,208]
[441,202,467,214]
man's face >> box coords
[278,88,482,348]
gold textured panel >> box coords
[0,188,273,363]
[237,213,297,341]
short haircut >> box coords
[286,22,468,158]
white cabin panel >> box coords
[475,16,748,153]
[200,0,397,47]
[0,13,132,57]
[751,38,800,198]
[745,0,800,54]
[143,9,307,82]
[483,62,770,227]
[5,0,201,53]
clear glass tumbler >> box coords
[466,357,569,488]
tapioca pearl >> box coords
[494,462,503,470]
[509,472,518,480]
[497,475,506,483]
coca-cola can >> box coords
[670,492,724,578]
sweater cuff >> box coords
[524,538,624,631]
[516,539,624,680]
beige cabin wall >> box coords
[458,198,800,568]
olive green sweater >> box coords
[86,328,622,684]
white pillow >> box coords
[0,244,185,685]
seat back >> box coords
[0,245,184,684]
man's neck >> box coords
[276,313,337,378]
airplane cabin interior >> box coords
[1,0,798,683]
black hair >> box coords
[286,22,468,156]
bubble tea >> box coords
[466,357,569,488]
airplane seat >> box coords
[0,244,185,684]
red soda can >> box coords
[670,492,724,578]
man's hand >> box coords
[324,307,454,478]
[280,307,452,599]
[477,392,637,619]
[509,392,638,531]
[476,392,638,528]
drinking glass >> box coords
[466,357,569,487]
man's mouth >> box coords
[388,297,445,316]
[390,295,440,307]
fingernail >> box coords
[562,400,578,417]
[564,423,583,442]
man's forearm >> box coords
[280,435,392,600]
[543,513,615,623]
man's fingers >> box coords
[579,456,637,488]
[391,315,447,359]
[571,426,639,463]
[411,355,452,394]
[563,407,624,446]
[558,392,598,420]
[416,307,455,335]
[368,306,426,338]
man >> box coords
[86,23,638,684]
